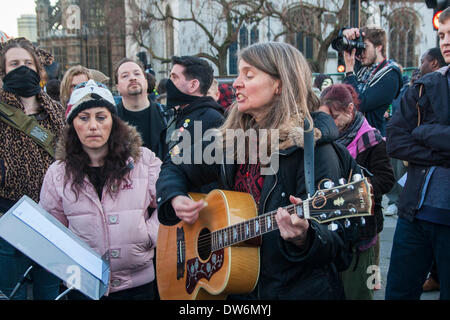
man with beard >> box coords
[114,58,167,159]
[340,26,402,137]
[162,56,224,163]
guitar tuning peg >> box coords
[318,179,334,190]
[339,178,347,185]
[360,217,366,226]
[321,179,334,189]
[328,223,338,231]
[352,174,362,182]
[344,218,351,228]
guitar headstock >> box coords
[297,176,373,224]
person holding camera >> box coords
[338,26,402,137]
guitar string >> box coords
[192,208,362,250]
[194,186,361,243]
[193,187,366,249]
[192,206,366,251]
[188,185,368,250]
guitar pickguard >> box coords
[185,249,224,294]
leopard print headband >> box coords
[0,37,54,66]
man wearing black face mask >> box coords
[162,56,225,163]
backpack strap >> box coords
[0,102,55,158]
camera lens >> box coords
[332,35,366,55]
[332,37,354,52]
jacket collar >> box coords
[177,96,224,117]
[416,68,449,124]
[437,65,450,76]
[281,111,339,153]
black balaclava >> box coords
[3,65,41,97]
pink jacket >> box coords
[39,147,161,294]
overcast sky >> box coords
[0,0,42,38]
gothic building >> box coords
[126,0,438,78]
[36,0,126,83]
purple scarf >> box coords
[339,112,384,159]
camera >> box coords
[332,32,366,56]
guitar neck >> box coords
[210,177,372,251]
[210,204,298,251]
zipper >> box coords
[261,150,284,214]
[257,152,280,300]
[261,167,278,216]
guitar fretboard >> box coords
[210,204,300,251]
[204,178,370,251]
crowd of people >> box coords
[0,7,449,301]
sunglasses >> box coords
[74,80,109,90]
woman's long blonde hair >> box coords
[60,65,92,108]
[220,42,319,151]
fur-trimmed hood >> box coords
[55,122,143,163]
[284,111,339,149]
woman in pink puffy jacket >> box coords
[39,80,162,300]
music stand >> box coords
[0,195,110,300]
[0,289,8,300]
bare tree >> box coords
[263,0,352,73]
[127,0,419,75]
[127,0,269,75]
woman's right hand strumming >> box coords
[171,195,207,224]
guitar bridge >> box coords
[177,227,185,280]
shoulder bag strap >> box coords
[0,102,55,158]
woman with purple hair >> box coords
[319,83,395,300]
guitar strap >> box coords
[303,118,315,196]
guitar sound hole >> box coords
[198,228,212,261]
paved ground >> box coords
[373,212,440,300]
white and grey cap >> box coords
[65,79,117,124]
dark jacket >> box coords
[355,141,395,238]
[156,112,360,300]
[161,96,224,160]
[386,66,450,222]
[116,100,168,160]
[344,60,402,136]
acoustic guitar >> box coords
[156,175,373,300]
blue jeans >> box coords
[385,217,450,300]
[0,237,60,300]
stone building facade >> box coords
[125,0,439,79]
[36,0,126,84]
